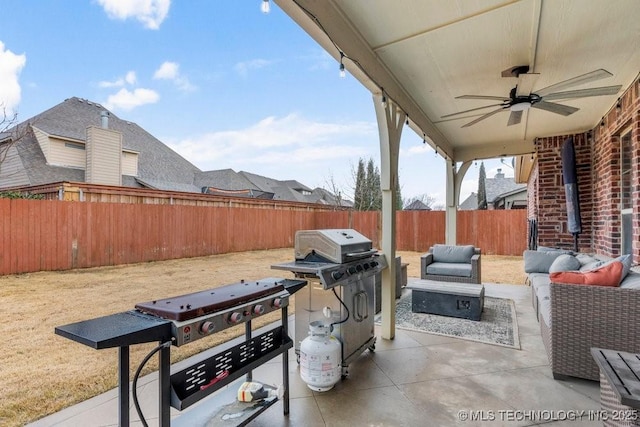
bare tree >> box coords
[0,107,19,168]
[322,173,347,209]
[403,193,437,210]
[0,106,30,172]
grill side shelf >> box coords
[170,326,292,410]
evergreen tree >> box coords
[353,157,385,211]
[477,161,487,210]
[395,179,403,210]
[353,158,366,210]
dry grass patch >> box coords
[0,249,523,426]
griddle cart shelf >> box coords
[170,326,292,410]
[55,293,296,426]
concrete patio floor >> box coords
[28,282,602,426]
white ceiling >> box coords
[275,0,640,162]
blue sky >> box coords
[0,0,512,205]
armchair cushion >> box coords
[426,262,472,278]
[432,244,475,263]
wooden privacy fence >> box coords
[0,199,527,275]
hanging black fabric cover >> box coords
[561,137,582,236]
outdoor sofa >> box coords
[420,244,481,284]
[525,248,640,381]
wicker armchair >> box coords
[420,244,481,284]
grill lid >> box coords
[294,229,373,264]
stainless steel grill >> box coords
[272,229,387,376]
[274,229,386,290]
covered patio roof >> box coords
[274,0,640,339]
[274,0,639,163]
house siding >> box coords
[32,127,50,160]
[86,126,122,186]
[0,144,30,187]
[49,137,86,168]
[122,151,138,176]
[528,77,640,262]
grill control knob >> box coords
[252,304,265,315]
[348,266,357,275]
[356,264,363,272]
[200,321,215,334]
[228,312,243,324]
[272,297,283,308]
[370,261,378,267]
[363,263,370,270]
[331,271,344,280]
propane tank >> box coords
[299,321,342,392]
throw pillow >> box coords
[537,246,574,255]
[550,261,624,287]
[575,253,598,266]
[523,250,563,273]
[549,254,581,273]
[616,254,633,281]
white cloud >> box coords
[168,114,376,187]
[153,61,178,80]
[98,70,137,88]
[234,59,273,77]
[104,88,159,111]
[0,41,26,114]
[153,61,195,92]
[98,0,170,30]
[301,49,333,72]
[125,71,137,85]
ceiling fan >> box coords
[443,66,622,128]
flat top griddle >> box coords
[135,278,285,321]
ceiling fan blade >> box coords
[515,73,539,97]
[507,110,523,126]
[441,103,504,119]
[532,101,579,116]
[456,95,507,101]
[536,69,613,97]
[542,85,622,101]
[461,107,505,128]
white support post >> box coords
[444,159,472,245]
[373,93,403,340]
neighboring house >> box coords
[460,169,527,210]
[0,97,349,206]
[458,192,477,211]
[404,199,431,211]
[485,169,527,209]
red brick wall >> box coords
[528,76,640,263]
[533,133,592,252]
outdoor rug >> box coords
[375,294,520,349]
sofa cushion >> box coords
[432,244,475,264]
[426,262,472,277]
[620,271,640,290]
[536,285,552,326]
[529,273,551,294]
[550,261,624,287]
[549,254,581,273]
[524,250,563,273]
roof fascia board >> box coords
[454,139,535,163]
[31,126,85,144]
